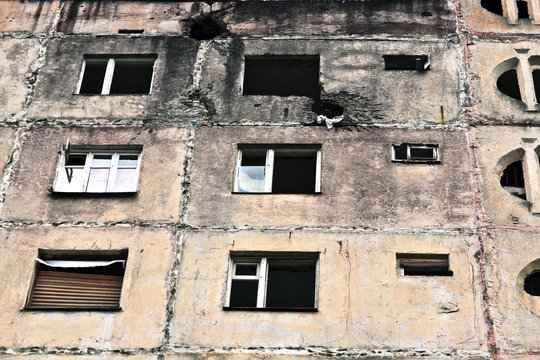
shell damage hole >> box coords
[312,100,344,118]
[189,15,227,40]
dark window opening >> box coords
[229,280,258,307]
[410,147,435,160]
[25,251,127,310]
[243,56,321,102]
[533,69,540,103]
[500,160,526,200]
[497,69,522,101]
[524,271,540,296]
[393,145,408,161]
[383,55,430,71]
[189,15,227,41]
[272,151,317,194]
[481,0,504,16]
[517,0,530,18]
[118,29,144,34]
[265,261,316,308]
[110,62,154,94]
[397,254,453,276]
[79,61,107,94]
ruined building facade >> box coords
[0,1,539,359]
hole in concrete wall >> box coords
[497,69,522,101]
[312,100,344,118]
[397,254,453,276]
[383,55,430,71]
[500,160,526,200]
[525,271,540,296]
[189,15,227,40]
[517,0,530,18]
[243,56,321,102]
[481,0,504,16]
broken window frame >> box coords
[75,55,157,95]
[233,145,322,194]
[396,253,453,277]
[391,143,440,163]
[24,249,128,311]
[52,144,143,194]
[224,253,319,311]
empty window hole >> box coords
[384,55,430,71]
[497,69,522,101]
[397,254,453,276]
[243,56,321,102]
[118,29,144,34]
[517,1,530,18]
[481,0,504,16]
[524,271,540,296]
[265,261,316,308]
[79,61,107,94]
[110,62,154,94]
[500,160,526,200]
[189,15,227,41]
[272,151,317,194]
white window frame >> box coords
[233,146,322,193]
[224,255,319,309]
[391,143,439,163]
[52,145,142,193]
[75,56,157,95]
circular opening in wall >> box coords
[517,258,540,316]
[481,0,504,16]
[496,148,527,201]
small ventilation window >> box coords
[517,0,530,18]
[243,56,321,102]
[25,250,128,310]
[383,55,430,71]
[500,160,526,200]
[497,69,522,101]
[481,0,504,16]
[392,143,439,163]
[397,254,453,276]
[77,55,157,95]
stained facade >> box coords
[0,1,539,360]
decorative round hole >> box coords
[517,259,540,316]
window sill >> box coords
[50,190,138,198]
[22,307,122,312]
[223,307,318,312]
[73,94,151,96]
[391,160,440,164]
[231,192,322,195]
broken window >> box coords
[383,55,430,71]
[242,56,321,102]
[500,160,526,200]
[77,55,157,95]
[52,144,142,193]
[481,0,504,16]
[497,69,522,101]
[25,250,127,310]
[234,145,321,194]
[397,254,453,276]
[225,253,318,310]
[392,143,439,163]
[517,0,530,18]
[525,271,540,296]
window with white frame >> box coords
[76,55,157,95]
[392,143,439,163]
[52,144,142,193]
[225,253,318,310]
[234,145,321,194]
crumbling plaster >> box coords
[0,226,174,349]
[1,126,189,222]
[187,126,474,229]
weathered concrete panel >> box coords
[56,1,455,36]
[0,227,173,348]
[200,39,459,125]
[0,356,155,360]
[472,41,540,124]
[1,126,188,222]
[0,39,41,119]
[187,126,474,228]
[27,37,199,121]
[0,0,59,33]
[170,230,485,350]
[0,127,16,176]
[474,126,540,226]
[485,230,540,351]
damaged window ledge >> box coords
[49,190,138,198]
[231,192,322,195]
[391,160,441,164]
[22,307,122,312]
[223,307,318,312]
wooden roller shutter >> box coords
[27,269,123,309]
